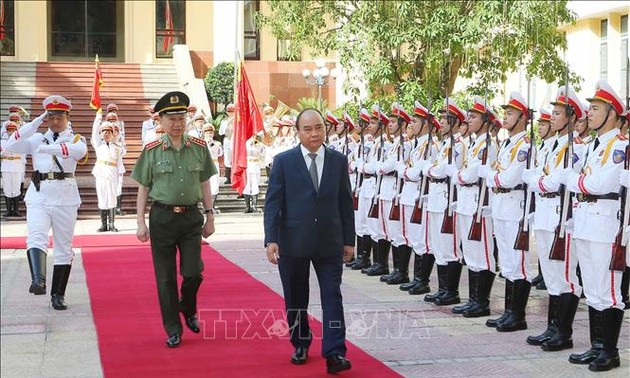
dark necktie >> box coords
[593,138,600,151]
[552,139,559,151]
[503,138,511,149]
[53,132,59,141]
[308,153,318,191]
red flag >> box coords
[162,0,174,54]
[231,61,264,195]
[90,55,103,110]
[0,0,6,41]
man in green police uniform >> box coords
[132,91,217,348]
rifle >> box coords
[610,62,630,271]
[441,96,456,234]
[549,72,574,260]
[468,94,491,241]
[389,122,405,221]
[411,98,433,224]
[514,80,536,251]
[352,115,364,210]
[368,105,385,219]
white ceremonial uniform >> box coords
[523,134,582,297]
[363,135,394,242]
[115,124,127,197]
[242,139,266,195]
[1,137,27,197]
[207,140,223,195]
[454,133,498,272]
[352,134,376,238]
[423,133,465,265]
[566,129,626,311]
[91,115,124,210]
[219,117,234,168]
[484,130,532,282]
[4,113,87,264]
[141,118,156,146]
[380,137,412,247]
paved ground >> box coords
[1,214,628,377]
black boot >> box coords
[424,264,447,302]
[116,195,124,215]
[13,197,22,217]
[386,245,411,285]
[108,209,119,232]
[51,264,72,310]
[526,295,559,345]
[27,248,47,295]
[346,235,361,268]
[97,210,108,232]
[400,253,422,291]
[352,236,373,270]
[463,270,495,318]
[569,307,604,364]
[434,261,462,306]
[621,267,629,310]
[531,264,543,286]
[409,253,434,295]
[361,239,379,274]
[224,167,232,184]
[243,195,252,213]
[252,194,262,213]
[212,194,221,215]
[588,308,624,372]
[453,270,478,314]
[380,245,400,282]
[366,239,390,276]
[536,276,547,291]
[497,279,531,332]
[486,279,514,328]
[3,196,10,217]
[542,293,579,351]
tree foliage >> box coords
[257,0,577,108]
[204,62,235,107]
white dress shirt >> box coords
[300,144,324,188]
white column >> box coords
[213,0,243,66]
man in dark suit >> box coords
[264,108,355,374]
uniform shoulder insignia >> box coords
[617,134,628,141]
[524,135,531,144]
[189,136,207,147]
[145,139,163,150]
[573,136,583,144]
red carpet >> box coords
[0,234,208,249]
[82,243,401,378]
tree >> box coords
[204,62,235,109]
[257,0,577,107]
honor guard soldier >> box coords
[4,95,88,310]
[106,103,125,138]
[1,121,27,217]
[450,97,498,317]
[132,91,217,348]
[188,113,205,139]
[422,99,466,306]
[1,106,22,139]
[243,133,266,213]
[397,101,439,295]
[565,81,626,372]
[141,106,156,145]
[91,111,124,232]
[219,104,235,184]
[522,87,584,349]
[203,123,223,214]
[479,92,532,332]
[347,108,376,271]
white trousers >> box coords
[385,200,408,247]
[95,176,117,210]
[458,213,496,272]
[368,199,390,242]
[243,170,261,195]
[574,238,624,311]
[2,171,22,197]
[26,202,77,265]
[427,210,461,265]
[536,229,582,297]
[493,219,532,282]
[210,173,220,195]
[355,195,371,237]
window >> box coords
[621,15,628,97]
[277,39,300,61]
[51,0,117,58]
[156,0,185,58]
[244,0,260,60]
[0,0,15,56]
[600,19,608,81]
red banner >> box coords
[90,56,103,110]
[0,0,6,41]
[231,61,264,195]
[163,0,174,54]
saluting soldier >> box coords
[4,95,88,311]
[132,91,216,348]
[565,81,626,372]
[141,105,156,145]
[1,121,27,217]
[479,92,532,332]
[203,123,223,214]
[450,97,498,318]
[522,87,585,349]
[243,133,266,213]
[422,99,466,306]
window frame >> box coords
[243,0,260,61]
[0,0,15,56]
[155,0,186,59]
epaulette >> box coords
[617,133,628,141]
[189,136,207,147]
[573,136,583,144]
[145,139,163,150]
[524,135,531,144]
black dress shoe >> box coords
[290,346,308,365]
[51,294,67,310]
[184,315,200,333]
[166,334,181,348]
[326,354,351,374]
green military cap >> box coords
[154,91,190,115]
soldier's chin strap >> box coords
[506,113,523,132]
[593,104,614,131]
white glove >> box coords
[421,164,431,177]
[450,201,458,211]
[355,158,364,173]
[481,205,492,216]
[396,162,407,177]
[380,159,396,173]
[521,168,537,185]
[556,167,572,185]
[445,163,458,177]
[565,219,574,234]
[477,165,491,179]
[619,170,630,189]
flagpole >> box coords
[233,2,239,109]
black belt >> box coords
[38,172,74,180]
[363,174,375,179]
[492,184,524,194]
[576,193,619,203]
[382,172,397,177]
[152,201,199,213]
[539,192,559,198]
[460,183,477,188]
[428,178,447,184]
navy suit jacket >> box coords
[264,145,355,258]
